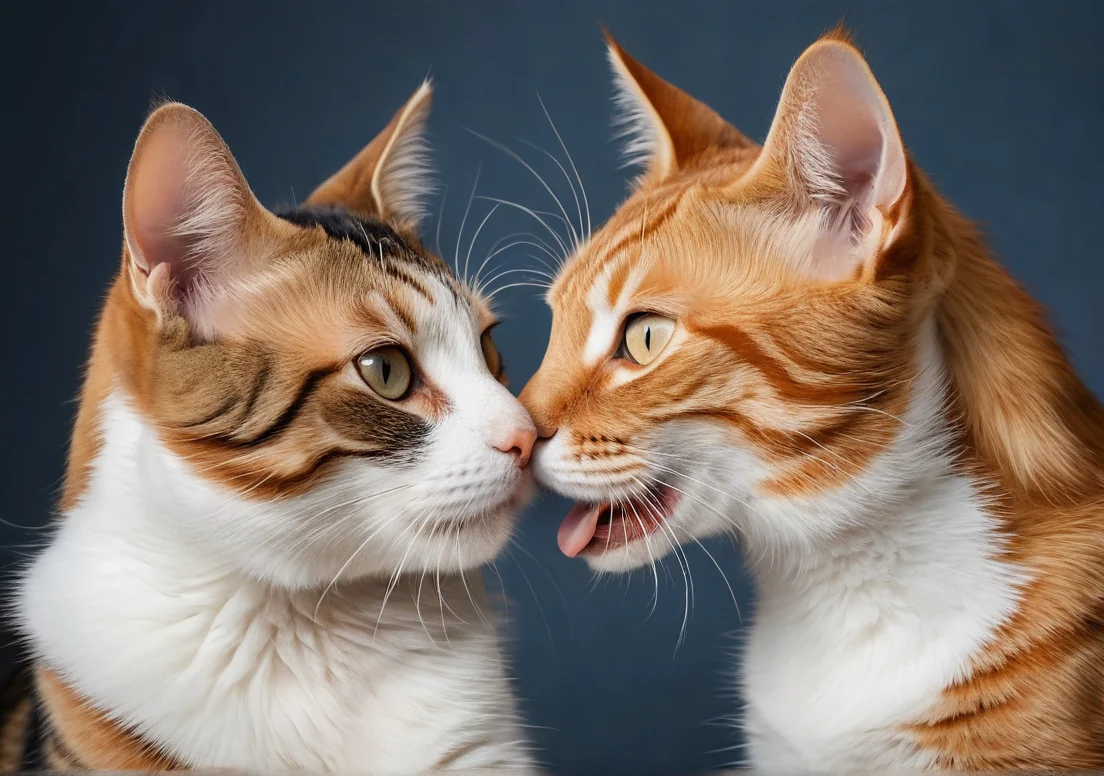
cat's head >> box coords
[522,33,949,572]
[83,84,535,588]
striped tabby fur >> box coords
[7,84,537,772]
[522,30,1104,771]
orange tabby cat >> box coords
[522,30,1104,771]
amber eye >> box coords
[356,347,412,400]
[621,313,676,366]
[480,330,502,376]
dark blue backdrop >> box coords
[2,2,1101,773]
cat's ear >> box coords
[604,31,755,188]
[123,102,273,322]
[752,34,908,280]
[306,81,433,228]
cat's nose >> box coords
[493,424,537,467]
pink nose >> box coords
[493,425,537,467]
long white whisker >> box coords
[457,530,490,627]
[476,196,569,260]
[482,268,555,294]
[538,94,590,239]
[453,164,481,278]
[312,504,411,621]
[486,280,551,298]
[516,136,582,244]
[434,185,448,259]
[624,498,661,615]
[463,127,578,247]
[373,515,434,642]
[463,203,500,286]
[474,238,560,290]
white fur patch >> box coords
[582,265,618,365]
[372,80,435,227]
[18,269,535,772]
[534,318,1026,769]
[607,44,674,178]
[19,395,532,772]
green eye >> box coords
[622,313,676,366]
[356,347,412,400]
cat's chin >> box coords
[417,476,535,570]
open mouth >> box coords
[557,483,681,557]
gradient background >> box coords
[3,1,1101,773]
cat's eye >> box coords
[621,313,676,366]
[356,347,412,400]
[480,330,502,376]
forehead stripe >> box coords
[274,203,458,295]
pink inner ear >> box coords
[780,46,906,280]
[803,49,906,214]
[127,125,201,295]
[808,64,888,208]
[123,108,257,320]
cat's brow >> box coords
[274,203,459,300]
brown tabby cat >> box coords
[522,30,1104,771]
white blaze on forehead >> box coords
[582,260,642,366]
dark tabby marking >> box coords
[275,204,458,292]
[0,664,42,771]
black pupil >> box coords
[644,325,651,351]
[380,357,391,384]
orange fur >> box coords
[522,32,1104,769]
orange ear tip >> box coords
[819,21,858,49]
[599,24,620,51]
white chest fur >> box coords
[742,473,1022,771]
[738,335,1025,771]
[18,398,530,773]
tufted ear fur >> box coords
[306,81,434,229]
[604,31,756,188]
[122,103,277,329]
[750,34,908,280]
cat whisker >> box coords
[311,494,415,621]
[537,93,591,239]
[506,537,570,615]
[485,281,552,299]
[433,184,448,259]
[475,196,569,260]
[487,559,509,626]
[463,203,500,286]
[373,513,435,642]
[473,238,560,294]
[624,497,661,616]
[453,164,482,279]
[515,136,583,244]
[629,476,694,651]
[619,443,764,530]
[463,127,579,248]
[434,531,456,643]
[457,526,490,628]
[481,267,555,296]
[415,502,448,646]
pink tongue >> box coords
[557,503,602,557]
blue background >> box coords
[2,2,1101,773]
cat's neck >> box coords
[752,318,1023,617]
[743,322,1026,765]
[19,393,509,771]
[936,209,1104,503]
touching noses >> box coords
[492,423,537,468]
